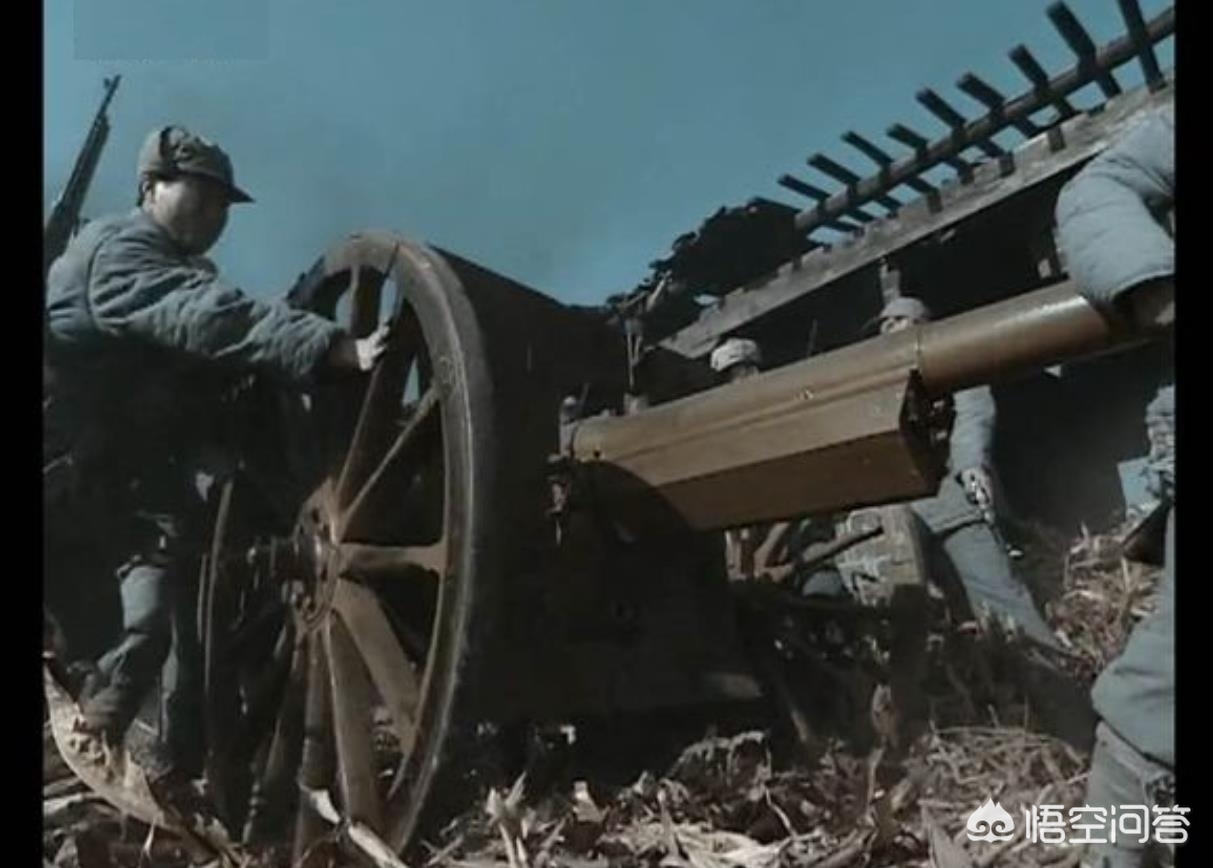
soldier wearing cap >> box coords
[709,337,762,382]
[878,296,1095,747]
[711,339,765,579]
[878,298,1057,640]
[1055,105,1174,868]
[710,338,850,597]
[44,125,389,788]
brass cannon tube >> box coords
[568,280,1139,532]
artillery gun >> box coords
[43,1,1174,861]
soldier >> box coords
[709,337,762,384]
[878,298,1060,642]
[878,297,1094,747]
[1055,104,1174,868]
[708,337,852,598]
[711,338,764,581]
[43,125,389,794]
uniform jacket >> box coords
[1056,105,1174,311]
[45,208,343,484]
[1056,104,1175,767]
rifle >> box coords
[43,75,120,277]
[44,76,120,452]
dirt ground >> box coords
[43,517,1164,868]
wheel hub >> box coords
[290,488,341,629]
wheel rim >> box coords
[206,233,498,857]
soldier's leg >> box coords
[83,555,172,741]
[1091,510,1174,763]
[939,522,1059,649]
[800,568,848,597]
[941,523,1095,749]
[1083,511,1175,868]
[1081,724,1175,868]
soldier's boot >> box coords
[60,659,105,703]
[78,662,162,747]
[1020,652,1097,753]
[963,583,1095,750]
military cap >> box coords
[859,295,933,336]
[879,296,932,323]
[710,338,762,373]
[137,125,253,203]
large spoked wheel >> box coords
[205,233,500,859]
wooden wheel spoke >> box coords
[293,637,335,860]
[337,540,448,579]
[332,579,421,755]
[320,266,396,485]
[347,265,385,337]
[334,341,418,509]
[258,629,309,785]
[315,383,366,480]
[243,629,309,845]
[338,387,440,540]
[324,613,384,829]
[202,480,236,697]
[231,620,296,761]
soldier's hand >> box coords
[328,324,391,372]
[355,324,391,371]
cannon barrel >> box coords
[568,280,1143,532]
[914,280,1134,394]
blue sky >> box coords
[45,0,1173,306]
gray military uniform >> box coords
[1057,105,1175,767]
[911,385,1061,649]
[45,207,343,765]
[1056,105,1174,868]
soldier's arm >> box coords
[88,225,350,382]
[1055,105,1174,330]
